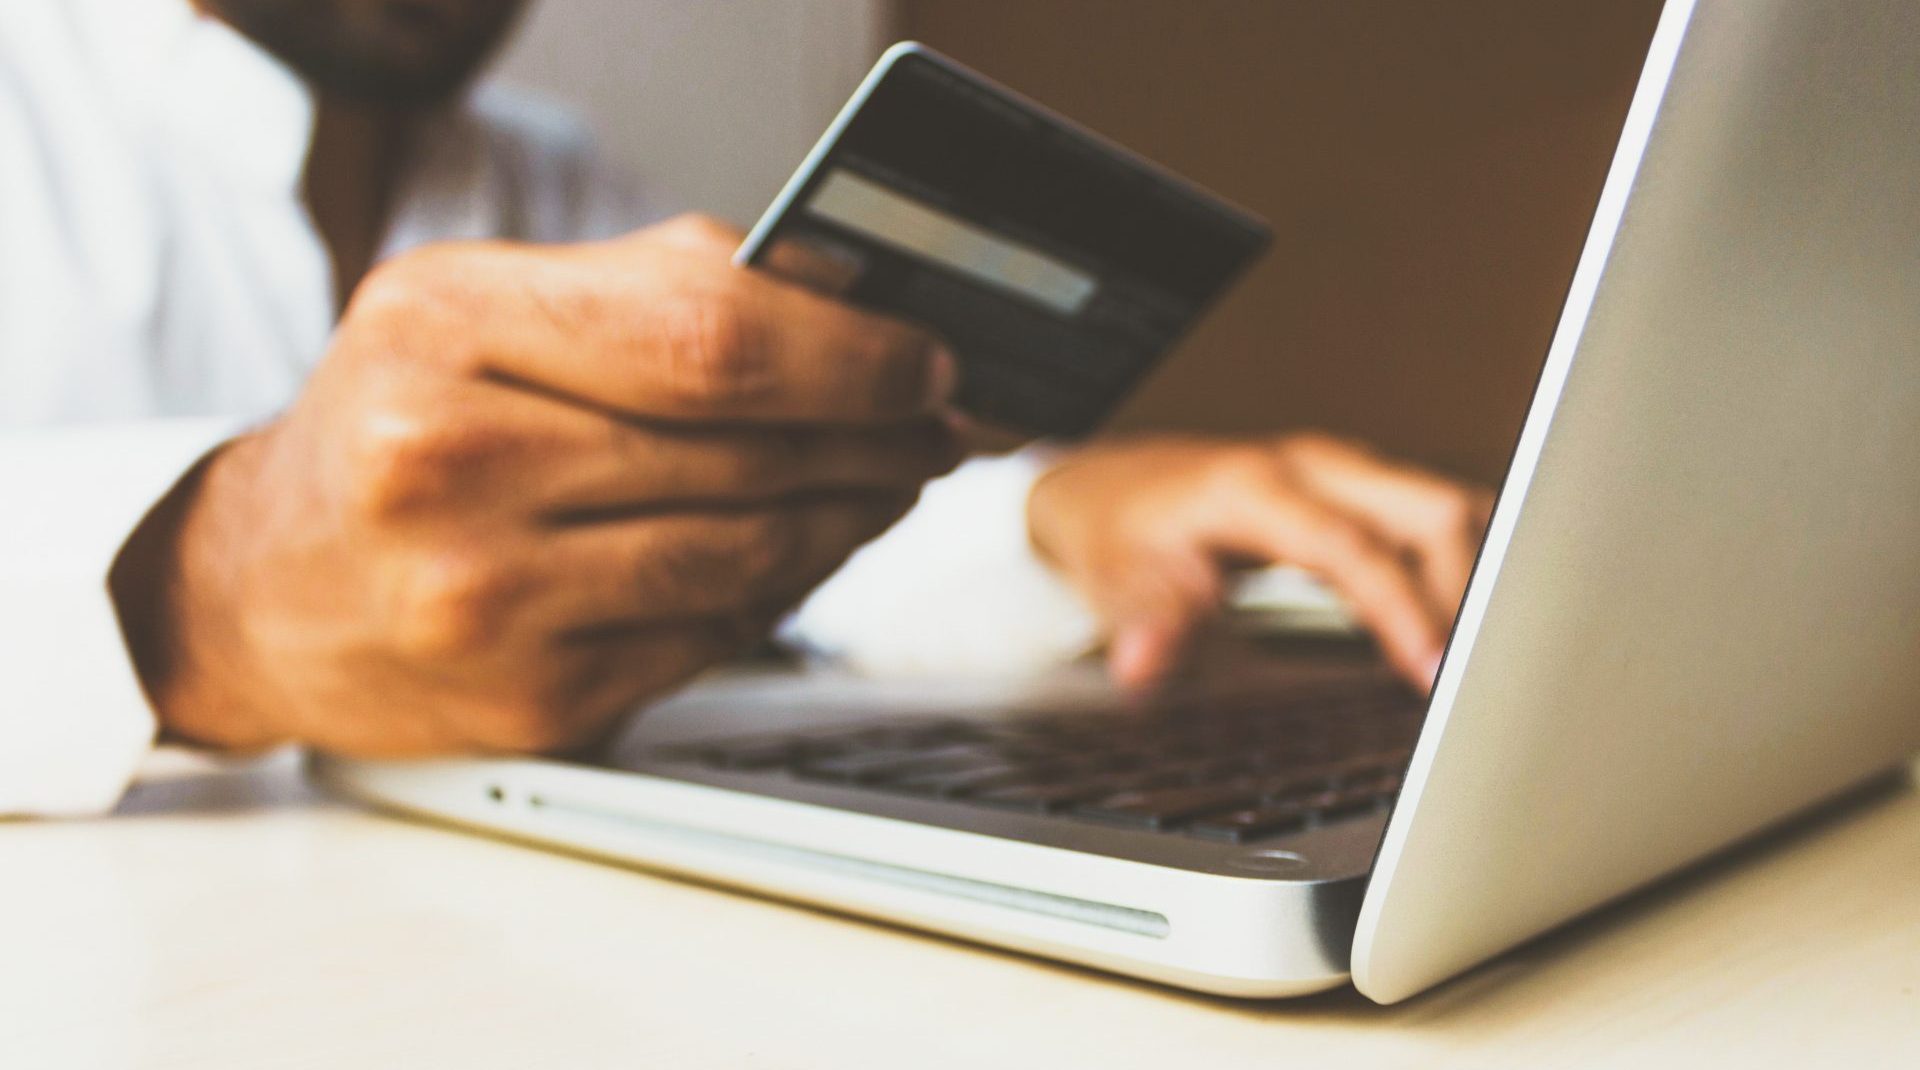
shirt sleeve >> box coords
[0,418,241,816]
[780,447,1104,679]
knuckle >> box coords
[340,244,500,371]
[659,212,738,249]
[345,407,491,520]
[345,252,430,323]
[391,552,518,660]
[346,415,444,521]
[651,288,776,408]
[348,247,463,328]
[1206,447,1278,496]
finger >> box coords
[533,495,914,630]
[1092,552,1224,692]
[341,374,959,521]
[1109,623,1189,694]
[397,233,959,425]
[535,418,961,521]
[757,236,864,295]
[1210,484,1447,689]
[1275,435,1491,620]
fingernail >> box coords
[925,345,960,406]
[1424,653,1445,685]
[1111,626,1177,692]
[1111,628,1151,676]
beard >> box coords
[202,0,528,107]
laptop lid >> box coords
[1352,0,1920,1003]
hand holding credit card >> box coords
[736,43,1271,438]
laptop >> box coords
[312,0,1920,1003]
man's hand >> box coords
[1027,433,1493,692]
[114,215,961,756]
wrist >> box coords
[109,436,283,751]
[1019,442,1075,569]
[1026,471,1066,569]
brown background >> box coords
[893,0,1665,483]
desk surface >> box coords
[5,749,1916,1068]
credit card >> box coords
[736,42,1272,438]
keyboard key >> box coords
[1247,767,1347,800]
[703,740,803,770]
[792,744,1004,784]
[1293,786,1392,824]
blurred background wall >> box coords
[488,0,889,224]
[490,0,1665,484]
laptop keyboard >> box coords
[646,683,1425,844]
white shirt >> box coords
[0,0,1098,817]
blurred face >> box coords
[201,0,528,106]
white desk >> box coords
[4,749,1916,1068]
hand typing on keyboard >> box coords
[1026,433,1492,692]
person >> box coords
[0,0,1491,817]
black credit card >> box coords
[735,43,1271,438]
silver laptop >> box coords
[313,0,1920,1004]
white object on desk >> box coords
[1226,565,1360,635]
